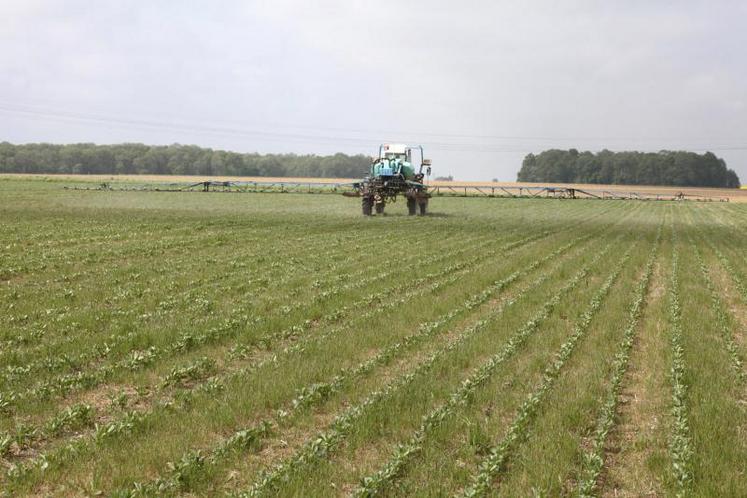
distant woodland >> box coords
[0,142,370,178]
[518,149,740,188]
[1,143,741,188]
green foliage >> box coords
[668,231,694,494]
[45,404,94,436]
[161,357,217,387]
[517,149,740,188]
[0,141,370,178]
[577,227,661,496]
[2,180,747,497]
[462,240,637,497]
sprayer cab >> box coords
[371,144,432,181]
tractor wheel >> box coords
[362,196,373,216]
[418,199,428,216]
[375,202,385,215]
[407,198,417,215]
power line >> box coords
[1,102,745,153]
[0,105,540,153]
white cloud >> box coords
[0,0,745,180]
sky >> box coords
[1,0,745,181]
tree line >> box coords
[517,149,740,188]
[0,142,371,178]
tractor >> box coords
[347,144,432,216]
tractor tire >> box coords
[362,196,373,216]
[418,199,428,216]
[375,202,385,215]
[407,198,417,215]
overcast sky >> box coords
[1,0,745,181]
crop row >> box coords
[0,222,447,362]
[109,204,639,496]
[4,208,502,356]
[235,231,628,497]
[112,224,607,496]
[2,230,500,409]
[31,216,564,400]
[352,232,632,496]
[5,197,566,265]
[0,226,463,386]
[0,233,387,359]
[576,225,661,497]
[688,205,747,308]
[2,199,602,306]
[667,230,693,495]
[459,236,641,497]
[0,403,94,457]
[1,212,381,280]
[701,238,747,304]
[688,238,745,381]
[0,202,630,491]
[2,254,479,472]
[5,220,565,481]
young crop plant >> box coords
[352,234,639,497]
[2,233,493,409]
[236,234,627,497]
[460,236,645,498]
[19,184,747,496]
[667,231,693,495]
[113,230,604,496]
[576,226,661,497]
[689,238,745,382]
[161,357,217,387]
[45,403,94,436]
[0,228,463,394]
[2,202,627,485]
[4,243,523,483]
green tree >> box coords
[516,149,740,188]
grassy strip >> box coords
[7,216,581,483]
[459,234,646,497]
[235,232,623,497]
[4,211,595,447]
[3,231,499,408]
[4,259,472,481]
[352,235,640,497]
[0,225,439,378]
[112,230,599,495]
[667,228,693,495]
[575,226,661,496]
[688,238,745,382]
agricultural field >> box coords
[1,179,747,497]
[3,174,746,202]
